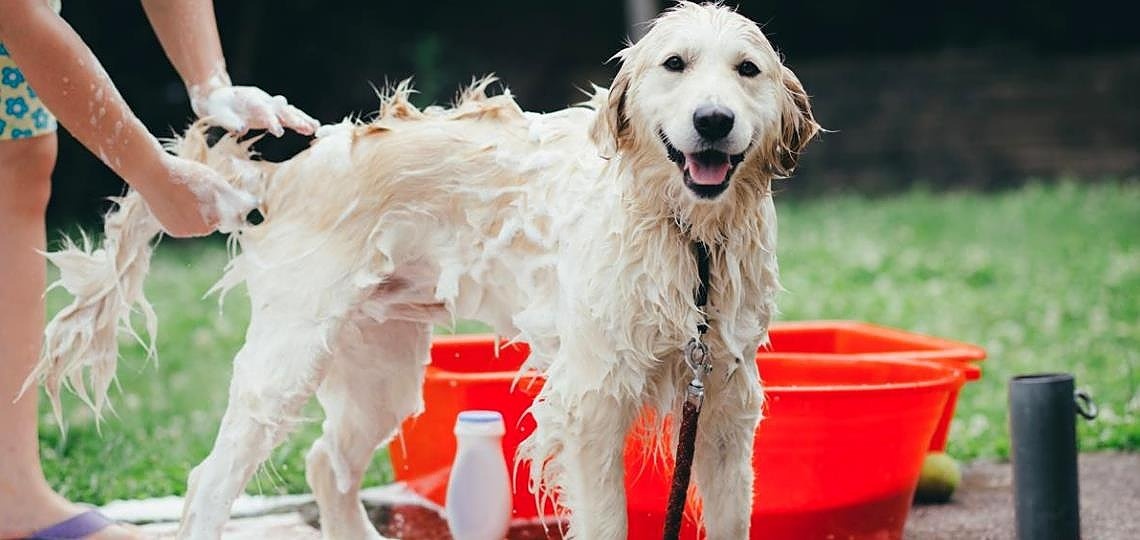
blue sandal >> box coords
[24,510,114,540]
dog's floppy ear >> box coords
[764,65,820,177]
[590,65,632,158]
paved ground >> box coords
[131,452,1138,539]
[904,452,1139,540]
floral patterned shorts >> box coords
[0,41,57,141]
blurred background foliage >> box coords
[46,0,1138,227]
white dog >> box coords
[31,3,818,539]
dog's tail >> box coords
[22,121,268,427]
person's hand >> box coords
[191,85,319,137]
[130,154,258,237]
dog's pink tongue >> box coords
[684,154,731,185]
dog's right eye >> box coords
[663,55,686,72]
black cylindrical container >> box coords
[1008,373,1097,540]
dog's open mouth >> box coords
[661,133,745,199]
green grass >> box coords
[38,181,1139,504]
[776,181,1140,458]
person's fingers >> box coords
[264,114,285,138]
[198,87,317,136]
[277,103,319,135]
[243,98,284,137]
[271,94,319,135]
[205,109,248,134]
[147,155,257,237]
[207,179,259,233]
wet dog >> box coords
[33,3,818,538]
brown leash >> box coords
[663,240,713,539]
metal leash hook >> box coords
[663,337,712,540]
[684,338,713,396]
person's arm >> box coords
[0,0,255,237]
[140,0,318,136]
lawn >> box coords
[38,181,1139,504]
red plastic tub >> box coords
[390,321,983,539]
[764,321,985,450]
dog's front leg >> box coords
[529,384,637,540]
[693,365,764,540]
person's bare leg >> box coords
[0,133,141,539]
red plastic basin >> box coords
[390,321,982,539]
[765,321,985,451]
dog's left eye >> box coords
[737,60,761,78]
[663,55,686,72]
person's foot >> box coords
[0,485,147,539]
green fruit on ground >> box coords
[914,452,962,504]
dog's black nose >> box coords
[693,105,735,141]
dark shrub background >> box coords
[46,1,1139,226]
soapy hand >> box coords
[191,85,319,137]
[131,154,258,237]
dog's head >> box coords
[592,2,820,202]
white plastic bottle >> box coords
[445,410,513,540]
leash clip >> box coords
[684,338,712,388]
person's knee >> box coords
[0,134,56,216]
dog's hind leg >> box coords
[306,317,431,540]
[177,263,360,540]
[692,366,763,540]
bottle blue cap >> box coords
[457,410,504,423]
[455,410,506,436]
